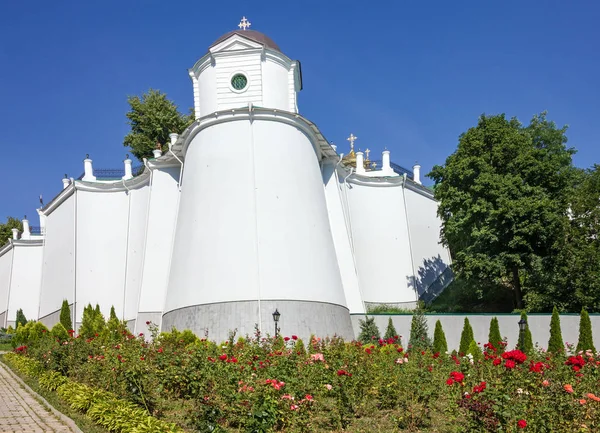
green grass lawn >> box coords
[0,342,13,351]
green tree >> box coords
[432,320,448,354]
[123,89,194,160]
[488,317,504,353]
[519,311,534,354]
[576,308,596,352]
[467,340,482,361]
[357,316,380,344]
[429,113,575,309]
[547,306,564,354]
[0,217,22,244]
[383,318,398,341]
[409,308,431,350]
[59,300,72,331]
[50,323,69,342]
[15,309,27,328]
[459,317,475,356]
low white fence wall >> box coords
[350,313,600,352]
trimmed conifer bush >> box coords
[383,317,398,341]
[15,309,27,328]
[547,306,564,354]
[576,308,596,353]
[458,317,474,356]
[59,299,72,331]
[409,308,432,350]
[433,320,448,354]
[358,316,380,344]
[467,340,482,361]
[488,317,504,353]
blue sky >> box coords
[1,1,598,221]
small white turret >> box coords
[82,155,96,181]
[62,174,71,189]
[413,163,421,185]
[11,228,19,240]
[123,155,133,180]
[382,150,392,174]
[169,133,179,148]
[356,151,365,174]
[22,217,31,240]
[153,143,163,159]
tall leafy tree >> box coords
[0,217,23,244]
[429,113,575,309]
[123,89,194,160]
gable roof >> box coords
[210,30,281,52]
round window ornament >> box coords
[231,74,248,91]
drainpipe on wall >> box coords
[167,133,184,190]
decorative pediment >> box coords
[210,34,263,54]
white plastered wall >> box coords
[347,182,417,304]
[404,187,451,298]
[136,166,180,320]
[322,162,364,313]
[0,247,14,326]
[75,190,128,322]
[7,243,43,324]
[122,185,149,322]
[39,195,75,320]
[165,118,347,314]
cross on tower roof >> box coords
[347,133,357,151]
[238,16,251,30]
[365,148,370,160]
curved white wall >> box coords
[0,248,13,325]
[75,190,128,322]
[39,195,75,320]
[165,118,346,315]
[347,182,417,304]
[262,59,291,110]
[8,243,43,324]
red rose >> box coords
[505,359,516,369]
[292,335,298,340]
[446,378,453,386]
[493,358,501,366]
[517,419,527,429]
[284,337,290,342]
[219,354,228,361]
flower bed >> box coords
[7,323,600,432]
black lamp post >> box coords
[518,318,527,351]
[272,309,281,338]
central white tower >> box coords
[163,21,354,341]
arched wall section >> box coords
[39,195,75,326]
[347,182,417,306]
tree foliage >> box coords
[123,89,194,160]
[432,320,448,354]
[383,318,398,341]
[547,306,564,354]
[429,113,575,310]
[15,309,27,328]
[357,316,380,344]
[59,300,72,331]
[409,308,431,350]
[488,317,504,353]
[79,304,106,339]
[458,317,475,356]
[0,217,22,245]
[576,308,596,353]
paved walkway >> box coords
[0,362,79,432]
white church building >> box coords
[0,20,452,341]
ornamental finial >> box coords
[238,16,251,30]
[347,133,357,152]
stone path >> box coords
[0,362,79,432]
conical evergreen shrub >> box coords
[547,306,564,354]
[15,309,27,328]
[109,306,118,321]
[519,311,534,354]
[467,340,482,361]
[383,318,398,341]
[432,320,448,354]
[59,300,72,331]
[488,317,504,353]
[358,316,380,344]
[576,308,596,353]
[409,308,431,350]
[458,317,475,356]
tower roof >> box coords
[210,29,281,52]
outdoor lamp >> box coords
[272,309,281,338]
[518,318,527,351]
[518,318,527,332]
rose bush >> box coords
[5,320,600,432]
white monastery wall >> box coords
[39,194,75,323]
[75,190,128,323]
[196,66,217,116]
[347,182,417,306]
[0,247,14,327]
[322,162,364,313]
[135,166,180,332]
[7,243,43,327]
[262,58,290,110]
[122,185,149,322]
[214,52,262,111]
[404,187,451,297]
